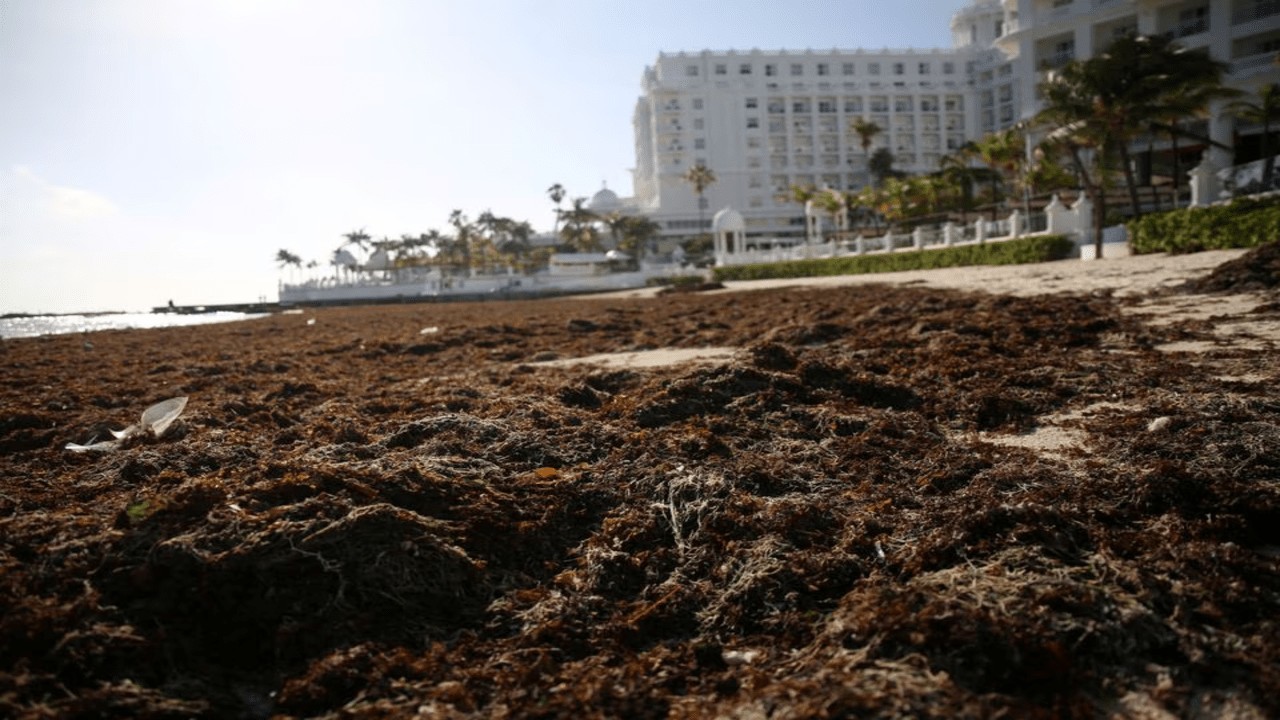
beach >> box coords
[1,247,1277,718]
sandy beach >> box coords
[1,247,1277,718]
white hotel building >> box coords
[597,0,1280,243]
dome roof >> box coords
[589,187,621,211]
[712,207,745,233]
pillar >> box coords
[1188,158,1224,208]
[1044,194,1070,234]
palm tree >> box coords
[602,211,629,250]
[448,210,475,274]
[1228,83,1280,190]
[274,248,302,269]
[1038,34,1231,229]
[617,215,662,261]
[974,129,1025,217]
[681,162,717,237]
[494,218,533,271]
[789,183,819,240]
[547,184,567,235]
[868,148,898,187]
[558,198,602,252]
[852,117,883,185]
[341,228,370,252]
[939,145,993,224]
[812,187,847,243]
[877,177,913,229]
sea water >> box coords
[0,311,268,340]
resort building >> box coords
[612,0,1280,244]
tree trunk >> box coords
[1263,119,1275,189]
[1117,141,1142,219]
[1171,129,1182,208]
[1067,144,1104,258]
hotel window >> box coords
[918,62,930,74]
[1178,6,1208,35]
[692,98,703,110]
[943,61,955,74]
[818,99,836,113]
[765,63,776,76]
[893,62,905,75]
[686,65,699,77]
[746,117,760,129]
[694,138,705,149]
[842,62,855,75]
[868,62,880,75]
[715,63,727,75]
[817,63,829,76]
[740,63,752,75]
[1112,23,1137,40]
[745,97,758,109]
[791,63,804,76]
[693,118,704,130]
[747,137,762,149]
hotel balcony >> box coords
[1231,50,1280,77]
[1038,50,1076,70]
[1233,0,1280,25]
[1160,18,1209,41]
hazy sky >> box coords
[1,0,965,313]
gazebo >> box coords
[711,207,745,266]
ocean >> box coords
[0,311,270,340]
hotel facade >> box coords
[598,0,1280,242]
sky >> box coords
[0,0,965,314]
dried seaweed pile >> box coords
[1,267,1278,718]
[1185,240,1280,294]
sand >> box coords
[1,247,1277,718]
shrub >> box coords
[1127,196,1280,254]
[711,235,1076,282]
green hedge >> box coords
[1127,196,1280,254]
[711,235,1076,282]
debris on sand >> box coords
[2,267,1278,718]
[65,396,188,452]
[1184,240,1280,293]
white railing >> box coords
[1215,154,1280,197]
[715,207,1077,268]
